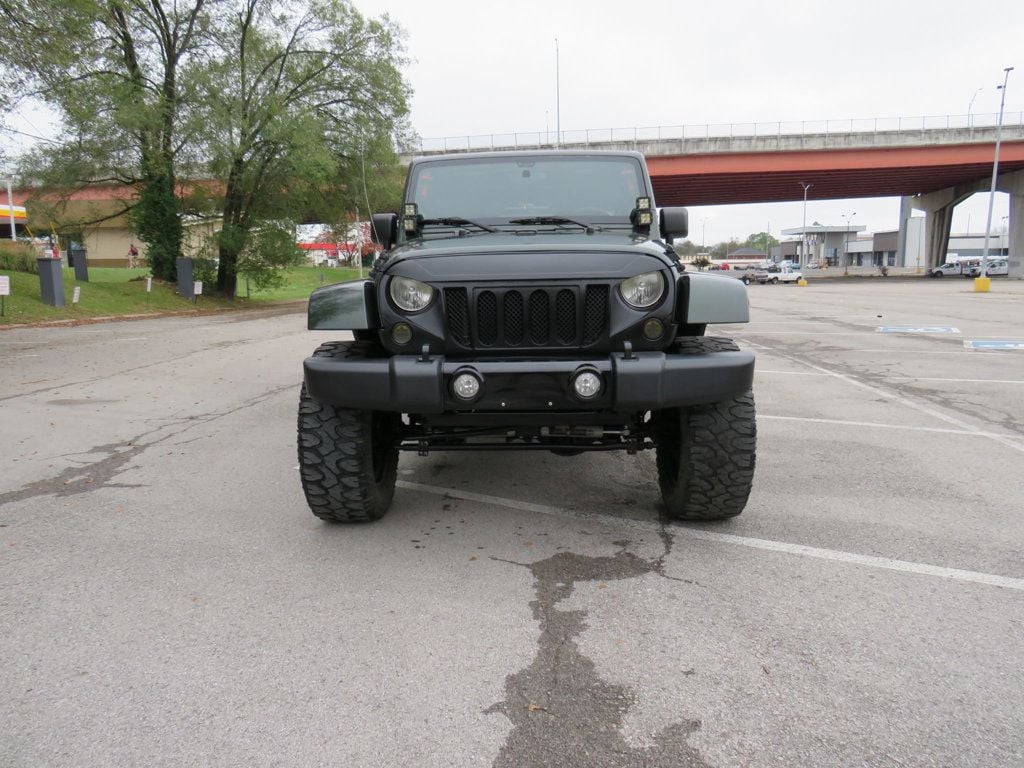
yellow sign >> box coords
[0,204,28,221]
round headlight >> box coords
[389,276,434,313]
[619,271,665,309]
[452,371,482,401]
[572,371,602,400]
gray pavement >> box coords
[1,280,1023,767]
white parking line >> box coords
[756,369,827,376]
[760,414,1024,440]
[884,376,1024,385]
[752,345,1024,455]
[396,481,1024,592]
[757,370,1024,385]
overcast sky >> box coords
[355,0,1023,242]
[5,0,1022,242]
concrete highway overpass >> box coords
[407,115,1024,272]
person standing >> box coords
[128,243,139,268]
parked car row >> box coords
[928,259,1009,277]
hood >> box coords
[379,231,677,282]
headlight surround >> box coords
[389,276,434,313]
[618,271,665,309]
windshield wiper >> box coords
[419,217,497,233]
[507,216,599,234]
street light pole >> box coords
[799,182,812,266]
[701,217,707,252]
[968,87,982,132]
[555,38,561,147]
[977,66,1014,291]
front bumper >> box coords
[304,347,754,414]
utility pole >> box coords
[977,66,1014,292]
[799,183,812,266]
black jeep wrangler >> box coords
[298,151,755,523]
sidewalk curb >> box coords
[0,299,309,331]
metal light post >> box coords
[5,178,16,240]
[977,66,1014,292]
[555,38,561,147]
[701,216,708,252]
[799,182,812,266]
[842,212,856,275]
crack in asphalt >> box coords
[0,328,307,404]
[0,383,296,508]
[0,433,157,506]
[486,532,710,768]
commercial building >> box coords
[11,185,217,266]
[778,219,1009,268]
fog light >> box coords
[452,372,481,400]
[572,371,602,400]
[643,318,664,340]
[392,322,412,345]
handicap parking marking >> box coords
[964,340,1024,350]
[877,326,961,334]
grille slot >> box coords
[503,291,524,345]
[555,289,576,344]
[528,291,550,345]
[444,288,470,346]
[582,285,608,345]
[478,290,498,345]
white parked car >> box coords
[969,260,1008,277]
[755,265,803,284]
[928,262,965,277]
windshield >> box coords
[406,155,647,226]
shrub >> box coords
[0,240,39,274]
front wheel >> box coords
[932,271,942,278]
[770,276,779,284]
[654,392,756,521]
[297,378,400,523]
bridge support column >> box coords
[912,183,977,269]
[997,170,1024,277]
[895,196,913,266]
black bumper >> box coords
[304,347,754,414]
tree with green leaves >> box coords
[0,0,410,295]
[196,0,409,296]
[0,0,213,281]
[744,231,778,254]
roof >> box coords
[726,247,765,257]
[409,149,646,165]
[782,224,868,235]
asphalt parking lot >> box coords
[2,278,1023,767]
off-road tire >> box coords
[654,338,756,520]
[297,341,400,523]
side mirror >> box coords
[660,207,688,240]
[371,213,398,251]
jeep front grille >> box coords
[442,284,609,351]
